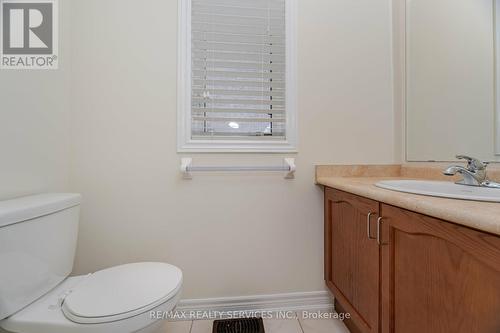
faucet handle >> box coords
[456,155,487,171]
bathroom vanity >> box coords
[317,165,500,333]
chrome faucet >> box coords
[444,155,500,188]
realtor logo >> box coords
[1,0,58,69]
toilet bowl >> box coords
[1,263,182,333]
[0,194,183,333]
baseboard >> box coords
[173,291,334,320]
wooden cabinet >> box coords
[324,188,500,333]
[324,188,380,333]
[380,204,500,333]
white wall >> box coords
[0,1,71,200]
[69,0,395,299]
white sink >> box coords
[376,180,500,203]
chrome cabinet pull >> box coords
[377,217,384,245]
[367,212,376,240]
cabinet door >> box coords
[380,204,500,333]
[325,188,380,333]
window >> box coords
[178,0,297,152]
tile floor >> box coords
[155,312,350,333]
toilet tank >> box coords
[0,193,81,320]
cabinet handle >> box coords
[367,212,376,240]
[377,217,385,245]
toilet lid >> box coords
[61,262,182,324]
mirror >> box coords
[406,0,500,162]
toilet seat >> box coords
[62,262,182,324]
[0,262,183,333]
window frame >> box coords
[177,0,298,153]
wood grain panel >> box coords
[381,204,500,333]
[325,188,380,333]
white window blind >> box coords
[191,0,287,140]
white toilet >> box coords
[0,193,183,333]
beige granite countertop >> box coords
[315,164,500,236]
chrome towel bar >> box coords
[180,158,296,179]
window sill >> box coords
[177,140,298,154]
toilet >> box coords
[0,193,183,333]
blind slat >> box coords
[193,3,284,12]
[192,77,285,85]
[193,130,285,137]
[193,49,285,57]
[192,23,284,36]
[193,12,284,21]
[193,88,284,97]
[193,70,284,80]
[192,31,285,42]
[193,81,285,89]
[195,0,284,8]
[193,94,284,101]
[193,53,283,62]
[192,108,285,115]
[193,40,285,49]
[193,104,284,111]
[193,117,285,123]
[192,82,285,90]
[193,96,285,103]
[193,59,285,66]
[193,65,285,74]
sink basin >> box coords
[376,180,500,203]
